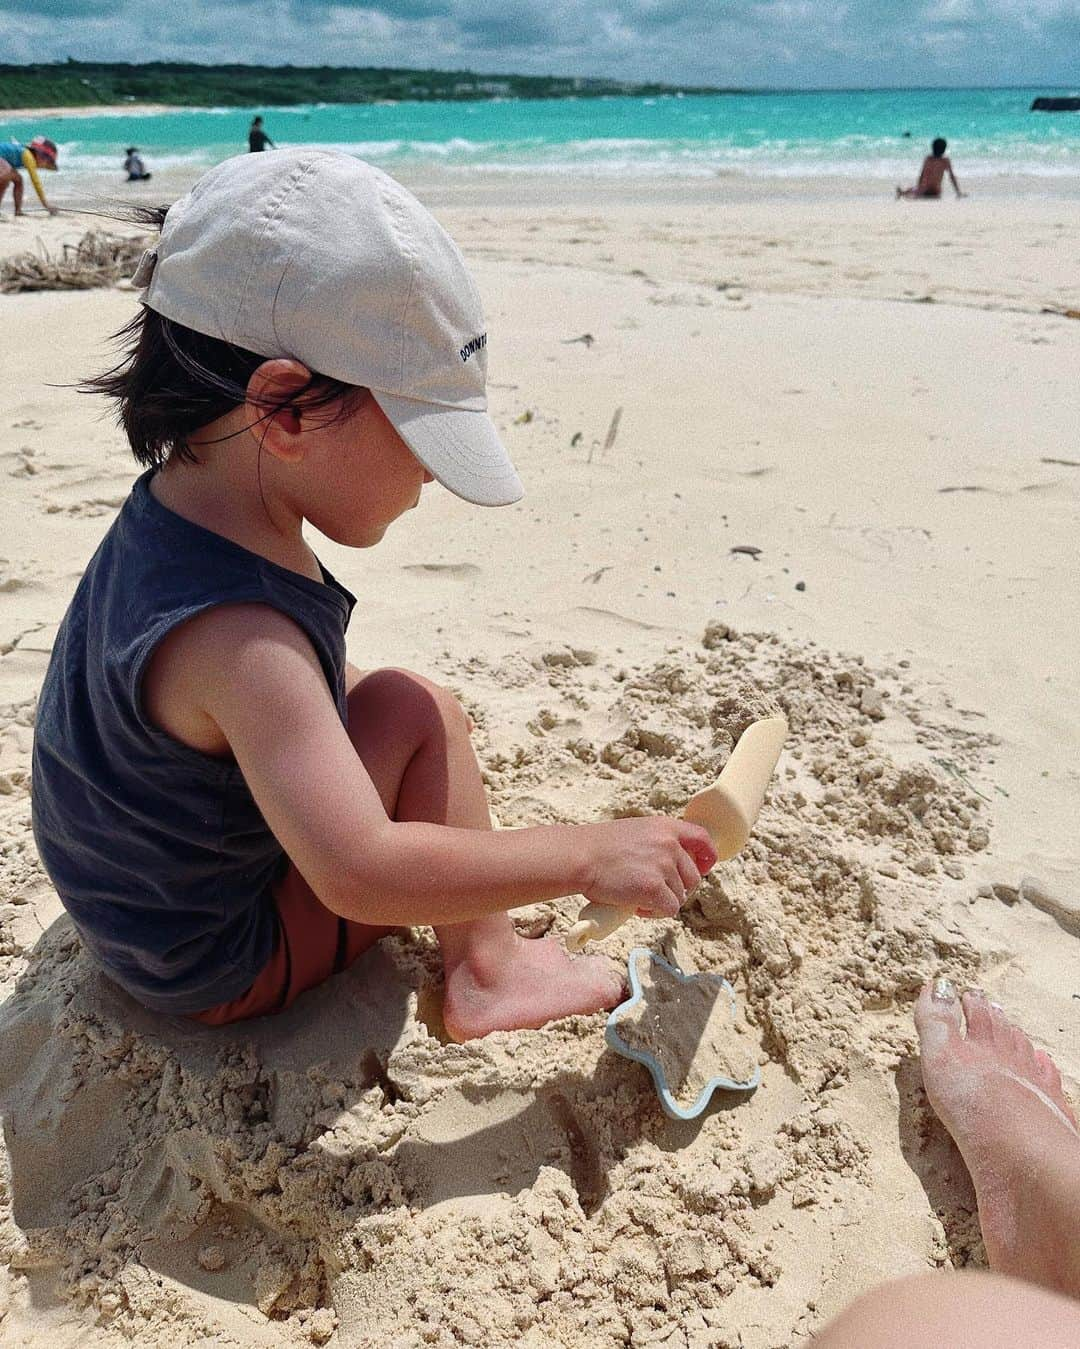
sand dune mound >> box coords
[0,627,993,1346]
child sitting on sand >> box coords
[896,137,964,199]
[123,146,151,182]
[31,150,716,1035]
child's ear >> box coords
[264,404,305,461]
[247,359,312,464]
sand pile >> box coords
[0,625,994,1346]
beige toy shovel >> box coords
[565,714,788,952]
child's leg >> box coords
[288,667,623,1039]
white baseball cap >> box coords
[131,149,523,507]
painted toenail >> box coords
[932,977,956,1003]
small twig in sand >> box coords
[931,756,994,803]
[587,406,622,465]
[601,407,622,456]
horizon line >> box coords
[1,61,1077,97]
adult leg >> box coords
[811,1270,1080,1348]
[276,667,622,1040]
[914,980,1080,1297]
[812,981,1080,1344]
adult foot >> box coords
[914,979,1080,1297]
[442,932,625,1041]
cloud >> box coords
[2,0,1078,86]
[308,0,451,13]
[453,0,562,48]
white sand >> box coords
[1,103,174,119]
[0,180,1078,1347]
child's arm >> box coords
[183,605,713,926]
[945,159,963,196]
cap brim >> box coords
[372,391,524,508]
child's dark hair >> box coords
[931,137,947,157]
[81,205,364,469]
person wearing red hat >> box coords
[0,135,59,216]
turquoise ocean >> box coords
[7,87,1080,191]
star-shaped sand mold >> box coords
[606,948,761,1120]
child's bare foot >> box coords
[442,931,625,1041]
[914,979,1080,1297]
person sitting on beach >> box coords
[0,136,59,216]
[248,116,275,153]
[811,980,1080,1347]
[897,137,964,200]
[123,146,151,182]
[30,149,716,1034]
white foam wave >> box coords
[41,124,1080,188]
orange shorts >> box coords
[187,873,389,1026]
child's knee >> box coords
[349,666,472,739]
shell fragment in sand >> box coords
[565,714,788,953]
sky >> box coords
[4,0,1080,89]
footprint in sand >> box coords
[9,419,43,431]
[0,575,36,595]
[40,472,134,517]
[44,495,130,519]
[2,446,80,479]
[0,557,38,596]
[6,454,38,479]
[0,447,43,478]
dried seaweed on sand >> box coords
[0,230,152,294]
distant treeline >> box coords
[0,60,734,109]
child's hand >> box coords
[579,817,717,918]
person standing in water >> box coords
[897,137,964,199]
[248,116,276,153]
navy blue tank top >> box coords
[31,471,355,1015]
